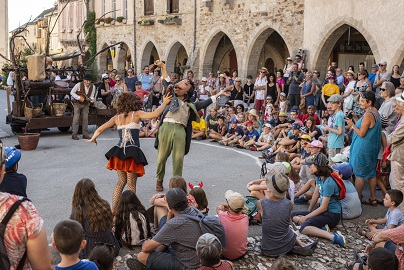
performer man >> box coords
[70,73,96,140]
[154,60,229,191]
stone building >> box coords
[94,0,404,79]
[0,0,8,67]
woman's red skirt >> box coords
[106,156,145,176]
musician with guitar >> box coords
[70,73,96,140]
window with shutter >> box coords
[144,0,154,16]
[167,0,179,13]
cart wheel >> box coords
[10,125,24,134]
[58,127,70,133]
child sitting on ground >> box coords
[114,190,151,247]
[259,170,317,257]
[0,147,27,197]
[52,220,98,270]
[216,190,248,260]
[250,123,274,152]
[291,153,346,248]
[189,182,209,214]
[363,189,404,238]
[196,233,234,270]
[208,115,227,142]
[237,120,260,149]
[220,118,244,146]
[88,243,115,270]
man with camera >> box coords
[287,63,305,109]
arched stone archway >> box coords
[201,31,238,77]
[311,19,379,74]
[140,41,160,73]
[392,46,404,71]
[246,29,289,77]
[99,43,112,73]
[116,42,132,75]
[166,41,189,74]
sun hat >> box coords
[219,74,226,78]
[5,147,21,169]
[332,162,353,179]
[308,140,323,148]
[331,153,348,163]
[248,109,259,118]
[343,70,357,79]
[265,169,290,199]
[280,92,286,97]
[287,57,293,61]
[225,190,245,212]
[165,187,188,209]
[305,153,328,166]
[328,94,343,103]
[298,134,311,141]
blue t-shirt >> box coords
[228,126,244,136]
[245,129,260,141]
[327,110,345,149]
[56,260,98,270]
[368,73,377,92]
[316,176,341,214]
[385,208,404,228]
[138,73,154,90]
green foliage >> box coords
[116,16,125,23]
[84,11,96,66]
[104,17,113,24]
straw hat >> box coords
[343,70,356,79]
[248,109,259,118]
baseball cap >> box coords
[299,126,309,134]
[165,187,188,210]
[279,112,287,117]
[308,140,323,148]
[371,64,379,68]
[101,73,109,79]
[135,81,142,85]
[265,170,290,199]
[280,92,286,97]
[264,123,272,128]
[331,153,348,164]
[201,77,208,82]
[266,162,289,174]
[305,153,329,166]
[299,134,311,141]
[266,95,273,100]
[328,94,343,103]
[245,120,254,126]
[230,118,238,124]
[292,123,301,129]
[287,57,293,61]
[307,105,315,109]
[225,190,245,212]
[5,147,21,169]
[379,60,387,66]
[332,162,353,179]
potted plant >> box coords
[138,19,154,26]
[116,16,126,24]
[104,17,113,25]
[96,18,104,26]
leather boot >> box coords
[72,134,79,140]
[156,180,163,192]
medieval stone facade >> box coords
[94,0,404,79]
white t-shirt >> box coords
[254,77,267,100]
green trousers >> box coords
[156,122,186,181]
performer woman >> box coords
[88,91,172,212]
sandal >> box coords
[361,198,377,207]
[377,199,384,205]
[355,226,368,237]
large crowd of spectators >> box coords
[1,57,404,270]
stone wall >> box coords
[0,0,8,67]
[304,0,404,72]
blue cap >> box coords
[292,123,301,129]
[332,162,353,179]
[5,147,21,169]
[230,118,238,124]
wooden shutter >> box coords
[172,0,179,13]
[145,0,154,15]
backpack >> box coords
[179,207,226,248]
[0,198,30,270]
[244,196,261,225]
[330,171,346,200]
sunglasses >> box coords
[380,88,386,91]
[128,71,133,73]
[116,80,121,82]
[379,64,385,67]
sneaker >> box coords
[321,224,330,232]
[218,141,224,145]
[333,231,346,248]
[250,147,257,151]
[236,145,244,149]
[290,245,314,256]
[196,136,202,141]
[126,258,146,270]
[294,196,308,204]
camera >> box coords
[346,111,354,119]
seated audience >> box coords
[196,233,234,270]
[70,178,120,258]
[189,183,209,214]
[220,119,244,146]
[237,120,260,149]
[192,111,207,140]
[208,115,227,142]
[88,243,115,270]
[52,220,98,270]
[0,147,27,197]
[216,190,248,260]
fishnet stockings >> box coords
[112,171,137,212]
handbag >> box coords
[346,96,354,110]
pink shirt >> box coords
[134,89,150,100]
[386,224,404,270]
[0,193,43,270]
[276,77,285,88]
[218,210,248,260]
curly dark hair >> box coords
[117,92,143,116]
[71,178,113,232]
[114,190,150,247]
